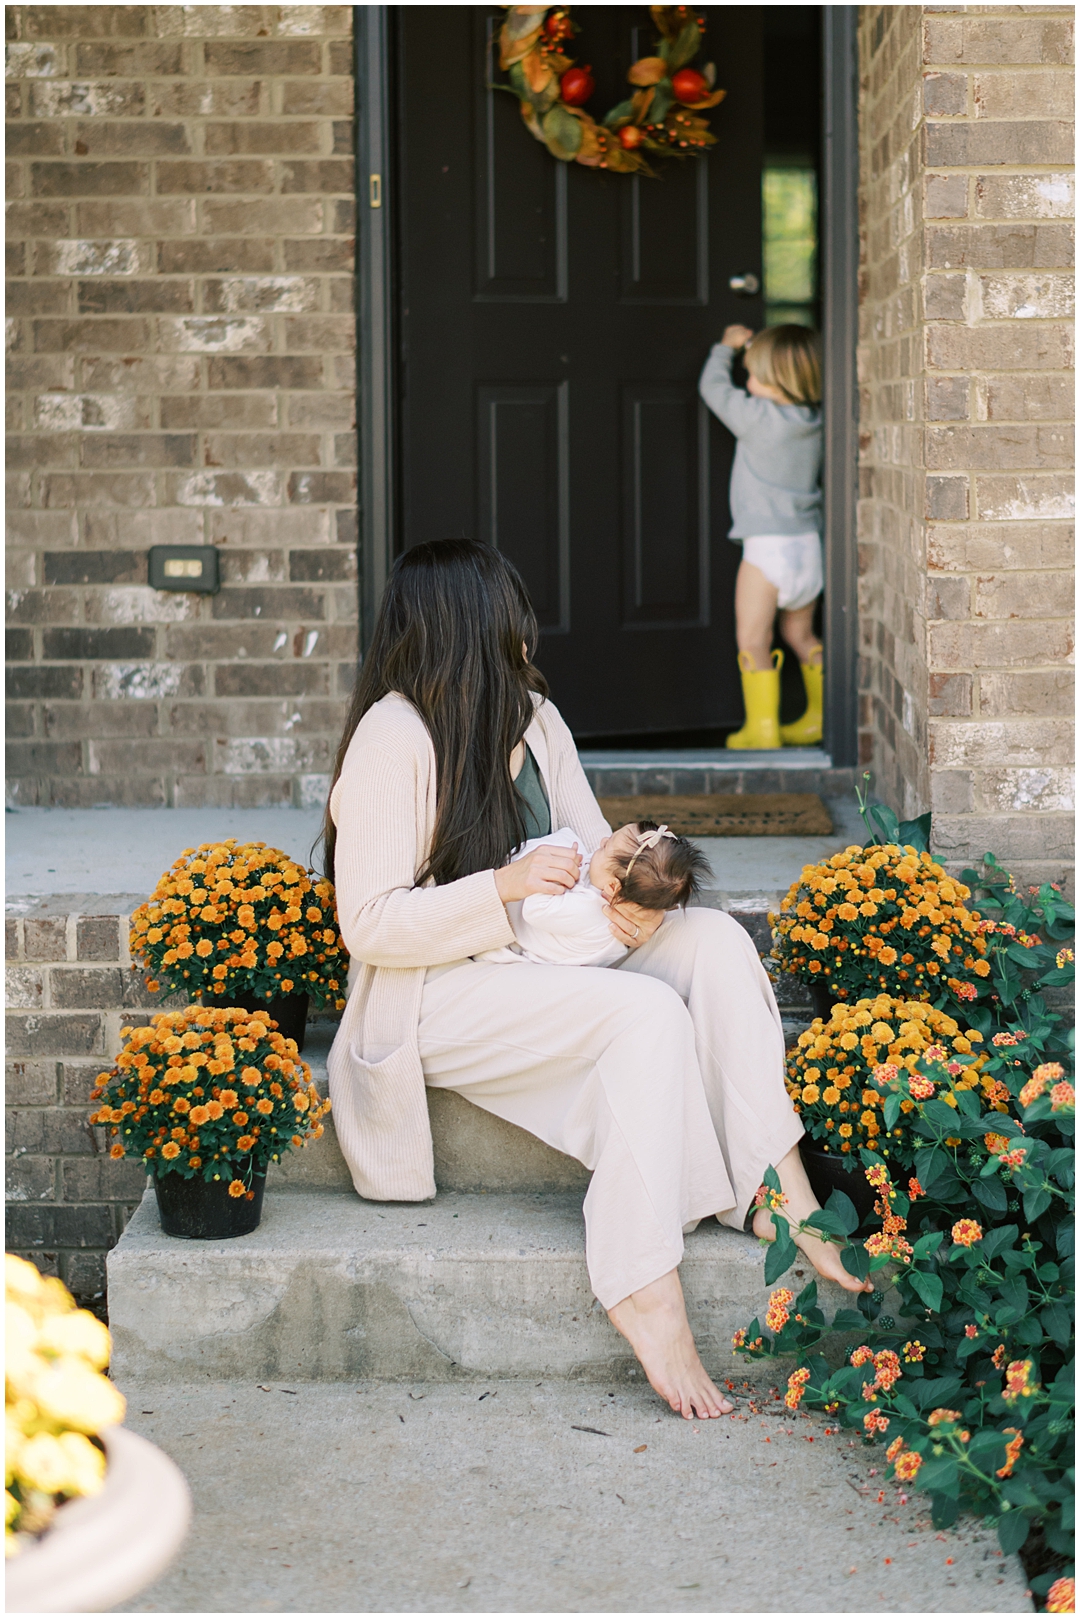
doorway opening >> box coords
[355,6,857,761]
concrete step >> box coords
[106,1186,857,1384]
[276,1028,589,1196]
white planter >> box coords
[5,1425,191,1614]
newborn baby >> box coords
[482,820,711,968]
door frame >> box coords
[354,4,860,764]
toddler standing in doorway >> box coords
[699,323,823,748]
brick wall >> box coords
[5,897,158,1302]
[857,5,1074,889]
[5,5,358,809]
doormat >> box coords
[596,793,834,838]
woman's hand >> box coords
[605,899,665,951]
[495,843,581,905]
[721,324,754,350]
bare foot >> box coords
[608,1269,734,1420]
[752,1205,871,1293]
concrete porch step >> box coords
[106,1186,855,1384]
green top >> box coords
[513,743,551,843]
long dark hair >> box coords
[322,539,548,886]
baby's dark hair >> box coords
[610,820,711,910]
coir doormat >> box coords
[596,793,834,838]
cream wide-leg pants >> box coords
[418,906,804,1310]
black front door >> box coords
[395,6,766,739]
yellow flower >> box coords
[228,1180,246,1199]
[838,1123,853,1138]
[801,1084,821,1104]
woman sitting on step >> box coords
[323,538,869,1423]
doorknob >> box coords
[728,273,760,296]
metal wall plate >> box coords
[148,545,220,594]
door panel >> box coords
[397,6,766,737]
[477,382,569,631]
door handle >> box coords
[728,273,760,296]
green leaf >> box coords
[795,1280,819,1312]
[601,98,636,128]
[883,1093,901,1131]
[763,1163,782,1194]
[982,1224,1019,1260]
[866,803,900,845]
[1040,1301,1071,1345]
[667,19,701,70]
[650,82,673,125]
[955,1086,982,1119]
[804,1208,849,1239]
[764,1216,798,1285]
[897,812,932,853]
[972,1175,1008,1213]
[541,103,583,161]
[841,1243,870,1283]
[908,1269,944,1313]
[831,1308,868,1332]
[919,1456,959,1494]
[825,1187,861,1236]
[996,1509,1030,1555]
[913,1231,945,1260]
[1023,1186,1052,1221]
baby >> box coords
[482,820,711,968]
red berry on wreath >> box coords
[544,10,571,41]
[560,65,595,105]
[671,67,709,104]
[618,124,646,150]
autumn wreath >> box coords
[495,4,725,176]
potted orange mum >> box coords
[770,843,990,1016]
[90,1005,331,1239]
[129,840,347,1052]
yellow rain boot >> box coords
[780,656,823,747]
[726,650,783,749]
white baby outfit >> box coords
[477,827,627,969]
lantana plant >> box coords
[734,1047,1074,1602]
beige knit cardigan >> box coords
[327,691,611,1200]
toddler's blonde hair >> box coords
[745,323,821,406]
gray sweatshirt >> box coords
[698,343,823,540]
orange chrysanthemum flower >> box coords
[227,1180,246,1199]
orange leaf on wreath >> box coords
[680,87,726,110]
[499,6,547,70]
[521,48,557,95]
[627,55,669,87]
[630,86,656,122]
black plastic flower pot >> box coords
[799,1140,878,1230]
[809,982,845,1022]
[153,1160,266,1240]
[229,991,309,1052]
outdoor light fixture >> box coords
[148,545,221,594]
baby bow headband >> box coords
[624,824,676,878]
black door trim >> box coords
[355,4,396,648]
[821,6,860,768]
[355,4,861,764]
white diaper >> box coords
[742,531,823,611]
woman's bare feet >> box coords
[751,1144,873,1294]
[607,1269,734,1419]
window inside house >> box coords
[762,7,821,331]
[763,163,818,329]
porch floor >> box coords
[5,794,865,904]
[112,1378,1029,1614]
